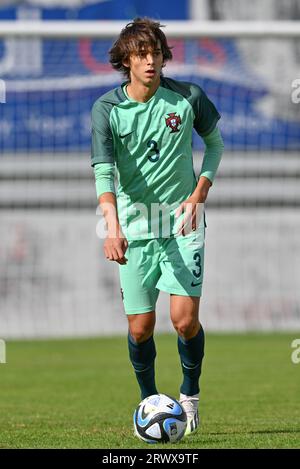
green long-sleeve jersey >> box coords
[91,77,222,240]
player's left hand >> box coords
[175,195,204,236]
[175,177,211,236]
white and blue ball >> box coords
[133,393,187,444]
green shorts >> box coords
[119,228,205,315]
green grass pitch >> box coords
[0,333,299,449]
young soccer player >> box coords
[91,18,224,436]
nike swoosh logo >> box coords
[191,281,202,287]
[119,131,134,139]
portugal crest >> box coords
[165,112,182,133]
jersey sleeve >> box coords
[199,126,224,183]
[93,162,116,198]
[91,99,114,166]
[190,84,221,137]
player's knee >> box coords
[128,312,156,344]
[173,318,199,339]
[129,326,154,344]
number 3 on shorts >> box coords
[192,252,202,278]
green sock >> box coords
[177,326,205,396]
[128,333,158,400]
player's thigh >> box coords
[157,229,205,298]
[170,295,200,333]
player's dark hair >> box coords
[109,17,173,79]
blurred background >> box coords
[0,0,300,338]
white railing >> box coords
[0,20,299,38]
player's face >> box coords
[124,42,164,86]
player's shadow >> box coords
[208,428,300,435]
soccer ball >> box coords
[133,393,187,444]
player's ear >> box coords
[122,55,130,69]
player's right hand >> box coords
[103,230,128,265]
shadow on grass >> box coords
[207,428,300,436]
